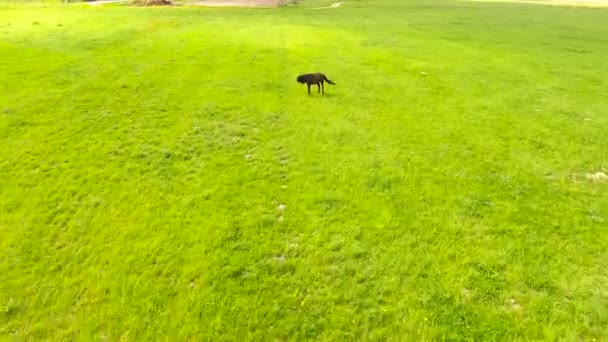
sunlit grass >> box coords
[1,0,607,339]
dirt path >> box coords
[82,0,124,5]
[524,0,608,5]
[464,0,608,6]
[315,1,343,8]
[79,0,283,6]
[78,0,347,7]
[80,0,607,7]
[190,0,283,7]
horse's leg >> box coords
[317,83,320,93]
[307,83,311,94]
[321,81,325,94]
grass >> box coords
[1,0,608,339]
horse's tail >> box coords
[324,75,335,85]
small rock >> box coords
[589,214,604,223]
[508,298,521,310]
[188,282,197,289]
[278,204,287,211]
[244,154,252,160]
[420,71,429,76]
[586,172,607,182]
[278,216,284,222]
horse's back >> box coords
[297,73,327,84]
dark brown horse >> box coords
[296,73,335,94]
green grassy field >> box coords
[1,0,608,339]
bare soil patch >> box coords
[464,0,608,6]
[315,1,343,8]
[133,0,172,6]
[190,0,283,7]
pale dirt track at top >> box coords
[193,0,608,7]
[464,0,608,6]
[80,0,608,9]
[314,1,343,8]
[190,0,283,7]
[81,0,284,6]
